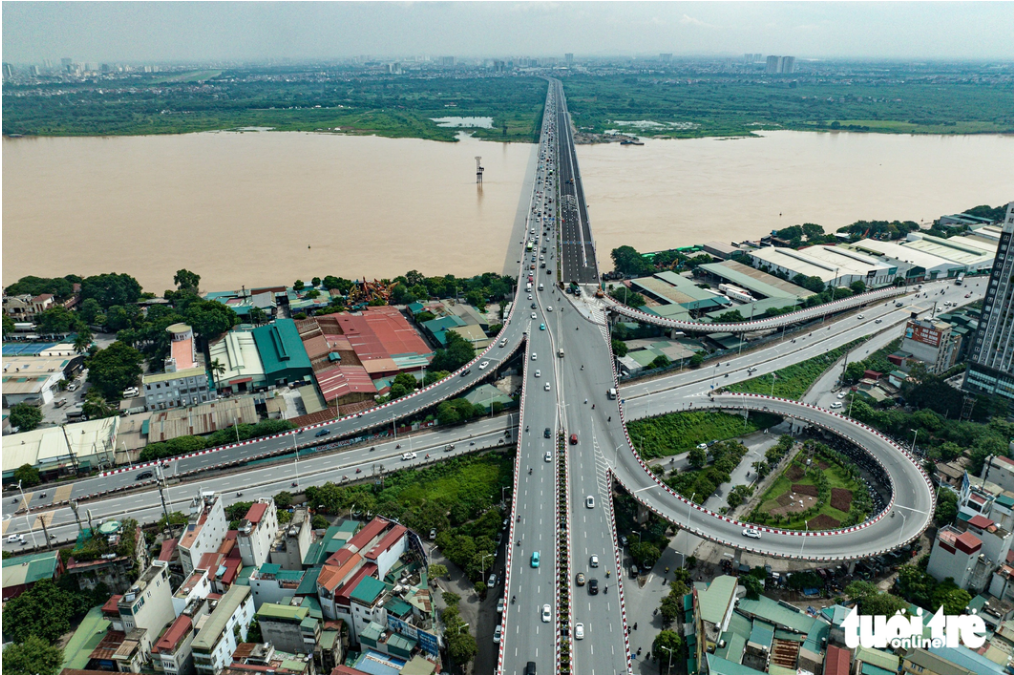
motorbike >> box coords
[291,482,298,487]
[592,404,595,409]
[355,468,362,474]
[425,454,430,459]
[608,416,611,422]
[370,447,375,452]
[236,492,243,497]
[396,444,401,449]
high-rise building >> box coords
[779,56,795,74]
[964,202,1014,411]
[565,53,574,65]
[660,53,672,63]
[766,56,780,74]
[60,57,72,67]
[2,63,14,80]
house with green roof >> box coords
[695,576,740,667]
[735,594,816,634]
[707,653,768,675]
[61,606,111,670]
[191,585,255,675]
[250,563,305,607]
[855,645,901,674]
[256,602,319,656]
[420,315,467,346]
[2,549,63,600]
[252,319,312,387]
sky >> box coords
[3,2,1014,64]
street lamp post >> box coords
[480,552,494,580]
[770,373,778,398]
[16,481,39,548]
[292,433,300,487]
[909,429,919,456]
[682,492,697,568]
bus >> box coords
[526,241,534,252]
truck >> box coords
[955,273,965,286]
[557,348,565,358]
[607,388,617,400]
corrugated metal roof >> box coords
[350,575,385,604]
[191,585,251,651]
[2,549,61,588]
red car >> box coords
[570,433,578,445]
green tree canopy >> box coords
[13,463,42,487]
[173,269,201,293]
[611,245,654,277]
[652,630,683,673]
[3,635,64,675]
[81,273,142,309]
[185,299,239,342]
[86,341,144,399]
[9,403,43,432]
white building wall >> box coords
[179,498,228,576]
[926,537,976,589]
[238,501,277,568]
[372,537,407,580]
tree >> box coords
[13,463,42,487]
[248,306,267,326]
[293,280,305,291]
[3,635,64,675]
[611,338,629,357]
[742,574,764,599]
[311,514,329,530]
[36,306,83,334]
[210,359,227,388]
[245,618,263,643]
[631,541,661,568]
[429,564,449,579]
[659,593,682,624]
[73,330,93,355]
[934,488,958,526]
[80,273,143,309]
[9,403,43,432]
[446,631,478,666]
[173,269,201,294]
[442,591,461,606]
[86,341,143,399]
[650,354,671,369]
[79,298,103,324]
[274,491,293,509]
[688,446,707,469]
[3,314,15,337]
[652,630,682,674]
[185,299,239,342]
[611,245,654,277]
[690,352,704,369]
[429,330,475,372]
[850,280,867,294]
[2,579,77,643]
[82,391,118,419]
[311,277,321,287]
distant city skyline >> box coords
[3,2,1014,64]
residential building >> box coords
[2,293,56,320]
[143,325,214,411]
[349,576,388,643]
[65,520,149,594]
[316,549,366,621]
[237,500,278,568]
[255,602,320,655]
[902,318,961,374]
[174,568,213,617]
[191,585,255,675]
[179,492,228,576]
[153,615,196,675]
[926,526,991,592]
[226,642,315,675]
[766,56,780,74]
[964,513,1014,567]
[2,549,64,601]
[981,455,1014,498]
[778,56,795,74]
[270,509,314,571]
[119,562,176,637]
[964,203,1014,412]
[693,576,739,667]
[248,564,304,608]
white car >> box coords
[547,306,553,312]
[742,528,762,539]
[6,534,19,543]
[493,625,503,643]
[401,452,417,461]
[528,294,533,300]
[857,314,865,319]
[497,597,505,613]
[837,392,845,399]
[545,451,552,462]
[590,555,599,568]
[478,361,490,370]
[575,623,585,640]
[830,402,843,409]
[544,382,551,391]
[541,604,552,623]
[532,353,537,361]
[534,370,541,378]
[586,496,595,508]
[531,313,537,319]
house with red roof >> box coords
[237,500,278,569]
[153,615,196,675]
[927,526,991,592]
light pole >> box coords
[909,429,919,456]
[770,373,778,398]
[16,481,39,547]
[847,394,855,418]
[292,433,300,487]
[800,520,809,558]
[480,552,494,580]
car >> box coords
[570,433,578,445]
[534,369,541,377]
[586,495,595,508]
[875,319,883,324]
[54,399,67,408]
[631,564,639,576]
[401,452,417,460]
[837,392,846,399]
[444,443,455,451]
[696,442,708,450]
[493,625,502,643]
[620,535,628,547]
[500,338,508,347]
[528,294,533,300]
[589,579,599,594]
[123,387,139,398]
[531,353,537,361]
[544,427,552,438]
[315,429,331,437]
[539,323,546,331]
[429,528,437,540]
[67,383,78,391]
[531,312,537,319]
[544,382,551,391]
[541,604,552,622]
[478,361,490,370]
[547,306,553,312]
[7,534,19,543]
[743,528,762,539]
[590,555,599,568]
[531,303,537,309]
[965,293,972,298]
[531,551,541,568]
[488,573,498,587]
[545,451,552,462]
[460,368,471,377]
[497,597,505,613]
[575,623,585,640]
[830,402,843,409]
[136,471,154,481]
[525,662,537,675]
[857,314,865,319]
[576,572,586,586]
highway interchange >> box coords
[3,78,980,675]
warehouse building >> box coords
[2,354,85,407]
[252,319,314,388]
[695,260,815,300]
[208,330,267,394]
[748,245,896,288]
[847,239,960,281]
[628,271,731,315]
[2,416,119,480]
[903,232,996,274]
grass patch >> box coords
[754,463,855,530]
[627,410,781,460]
[726,338,866,400]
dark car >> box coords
[531,303,537,309]
[589,579,599,595]
[136,471,153,481]
[315,429,331,438]
[544,428,552,439]
[526,663,537,675]
[461,368,471,377]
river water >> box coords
[4,130,1012,291]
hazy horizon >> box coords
[4,2,1014,65]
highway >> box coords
[554,79,599,285]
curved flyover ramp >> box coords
[608,286,905,334]
[612,393,934,561]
